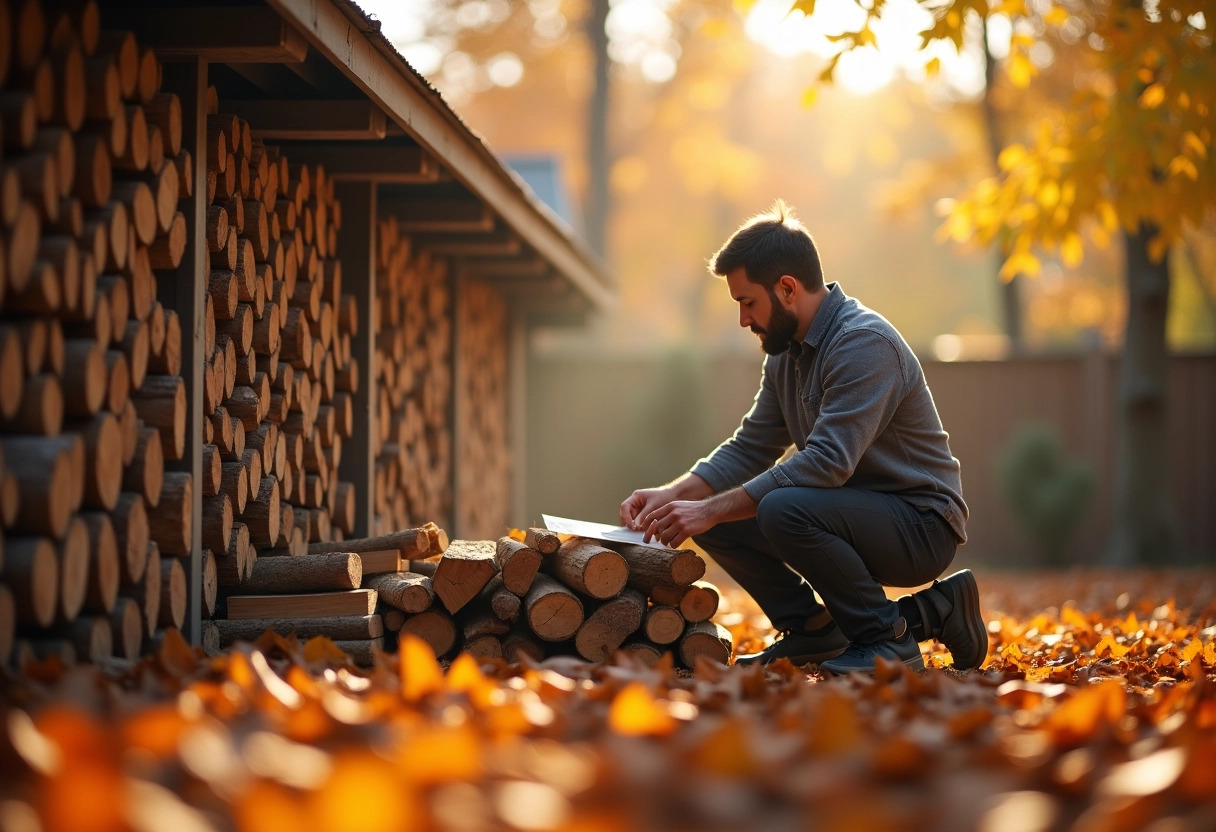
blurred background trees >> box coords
[359,0,1213,565]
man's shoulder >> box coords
[831,296,906,350]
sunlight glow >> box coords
[745,0,987,96]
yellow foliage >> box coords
[399,634,444,702]
[1060,232,1084,268]
[1139,83,1166,109]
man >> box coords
[619,201,985,673]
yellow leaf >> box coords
[1204,642,1216,666]
[1000,250,1041,281]
[925,56,941,76]
[446,653,495,708]
[807,691,860,754]
[997,144,1026,172]
[1182,640,1203,663]
[690,718,756,777]
[792,0,817,15]
[609,682,675,737]
[1038,180,1061,209]
[1182,131,1207,159]
[1168,155,1199,181]
[1061,232,1084,268]
[1096,201,1118,233]
[801,85,819,109]
[1044,5,1068,25]
[1008,53,1034,88]
[399,634,444,703]
[1139,83,1166,109]
[1096,634,1129,659]
[313,751,417,832]
[398,723,484,783]
[303,635,350,665]
[856,27,877,48]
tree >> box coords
[776,0,1212,564]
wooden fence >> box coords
[525,351,1216,567]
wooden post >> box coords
[507,306,528,529]
[332,181,373,537]
[159,59,207,645]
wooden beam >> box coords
[462,259,551,280]
[266,0,614,312]
[421,229,521,257]
[272,143,439,182]
[102,7,308,63]
[223,100,386,140]
[382,199,494,233]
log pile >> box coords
[377,529,733,668]
[0,1,195,666]
[372,217,451,535]
[213,522,447,663]
[454,279,510,539]
[200,88,361,627]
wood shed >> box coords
[0,0,614,664]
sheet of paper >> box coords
[541,514,671,549]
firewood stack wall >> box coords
[0,0,197,666]
[372,216,452,537]
[200,88,361,631]
[455,279,509,540]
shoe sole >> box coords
[819,653,925,675]
[944,569,987,670]
[735,642,848,667]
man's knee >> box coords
[756,489,809,538]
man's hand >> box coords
[637,487,759,549]
[620,474,714,530]
[638,500,716,549]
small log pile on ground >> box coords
[0,0,196,667]
[376,528,733,668]
[213,522,447,663]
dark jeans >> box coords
[693,487,957,643]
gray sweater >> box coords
[691,283,968,543]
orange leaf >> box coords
[807,691,860,754]
[311,751,418,832]
[689,717,755,777]
[608,682,676,737]
[399,633,444,703]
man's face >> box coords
[726,268,799,355]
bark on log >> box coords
[523,574,583,642]
[548,538,628,600]
[228,552,362,595]
[201,547,217,618]
[131,374,185,461]
[495,538,542,596]
[502,626,545,664]
[575,588,646,662]
[214,614,384,646]
[606,542,707,593]
[618,638,665,666]
[524,528,562,556]
[479,574,520,623]
[242,476,280,547]
[677,620,732,668]
[307,527,429,557]
[58,615,111,663]
[463,635,501,661]
[365,572,433,614]
[148,471,191,556]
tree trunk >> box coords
[1105,224,1178,564]
[582,0,611,258]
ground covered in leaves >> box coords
[2,567,1215,832]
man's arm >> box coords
[620,471,715,529]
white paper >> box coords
[541,514,671,548]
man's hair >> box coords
[708,199,824,291]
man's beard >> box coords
[752,291,799,354]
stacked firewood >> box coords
[0,2,198,667]
[372,216,451,535]
[212,522,448,664]
[380,529,733,668]
[201,90,361,623]
[454,279,510,539]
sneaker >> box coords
[819,627,924,675]
[734,624,849,666]
[912,569,987,670]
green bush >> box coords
[997,424,1096,566]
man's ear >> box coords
[778,275,798,301]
